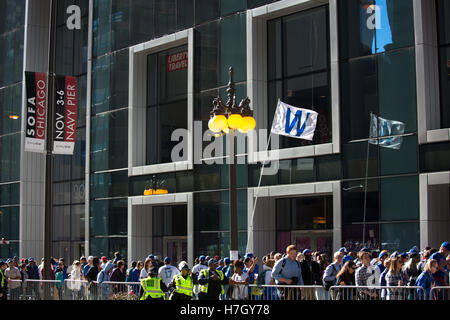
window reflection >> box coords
[359,0,392,54]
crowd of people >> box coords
[1,241,449,301]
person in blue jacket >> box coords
[415,259,438,300]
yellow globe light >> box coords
[208,118,221,133]
[227,114,243,130]
[241,116,256,132]
[222,127,229,134]
[211,115,228,132]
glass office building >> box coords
[1,0,450,267]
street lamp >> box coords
[208,67,256,261]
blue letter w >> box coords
[285,108,310,136]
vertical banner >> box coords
[25,72,48,153]
[53,75,77,155]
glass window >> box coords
[439,47,450,128]
[147,45,188,165]
[342,179,379,223]
[194,20,220,92]
[90,198,127,237]
[90,109,128,172]
[90,169,128,199]
[93,0,112,57]
[194,192,221,231]
[220,13,246,85]
[437,0,450,46]
[276,195,333,231]
[338,0,415,60]
[380,176,418,221]
[111,0,130,51]
[155,0,176,38]
[130,0,154,45]
[267,6,331,149]
[53,182,71,206]
[152,205,187,237]
[221,0,246,16]
[342,141,379,180]
[420,142,450,173]
[0,0,25,36]
[177,0,194,30]
[195,0,219,25]
[379,134,417,175]
[316,155,341,181]
[0,133,21,183]
[53,206,71,241]
[342,223,380,251]
[378,49,416,133]
[341,56,377,142]
[380,222,419,252]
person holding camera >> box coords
[271,245,304,300]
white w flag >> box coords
[369,113,405,150]
[271,100,318,141]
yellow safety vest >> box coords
[140,276,165,300]
[0,270,4,288]
[199,269,224,295]
[174,274,193,296]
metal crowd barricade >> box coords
[329,285,426,301]
[95,281,141,300]
[20,279,65,300]
[430,286,450,301]
[248,284,324,301]
[64,279,89,300]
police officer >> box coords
[168,262,198,300]
[139,266,168,300]
[0,261,7,300]
[198,259,228,300]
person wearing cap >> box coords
[168,262,198,300]
[5,259,21,300]
[430,241,450,287]
[139,266,168,300]
[221,257,232,300]
[0,262,8,300]
[217,259,224,271]
[83,256,93,276]
[300,249,321,300]
[375,250,389,274]
[404,248,421,286]
[198,259,228,300]
[192,255,208,276]
[100,256,108,269]
[158,257,180,287]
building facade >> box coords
[1,0,450,267]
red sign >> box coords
[53,75,77,155]
[166,51,188,72]
[25,72,48,153]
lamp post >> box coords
[208,67,256,260]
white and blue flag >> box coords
[369,113,405,149]
[271,100,318,141]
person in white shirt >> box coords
[192,256,208,275]
[192,255,208,295]
[158,257,180,287]
[229,260,249,300]
[140,257,153,279]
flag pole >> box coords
[362,112,373,247]
[246,98,280,253]
[246,132,273,254]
